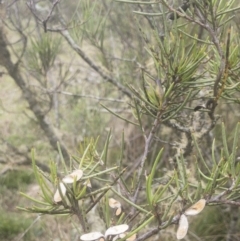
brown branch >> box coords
[26,2,132,99]
[59,29,132,99]
[209,179,236,202]
[28,0,132,98]
[0,28,70,163]
[168,1,190,20]
[42,0,60,32]
[162,1,205,28]
[211,200,240,207]
[135,228,159,241]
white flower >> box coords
[184,199,206,216]
[80,232,104,241]
[105,224,129,237]
[176,214,188,240]
[176,199,206,239]
[62,169,83,184]
[109,198,122,216]
[80,224,129,241]
[53,182,66,203]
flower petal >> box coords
[184,199,206,216]
[176,214,189,240]
[62,169,83,184]
[109,198,121,208]
[105,224,129,237]
[53,182,66,203]
[115,207,122,216]
[80,232,104,241]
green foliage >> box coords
[18,122,240,240]
[0,170,34,189]
[191,206,235,241]
[1,0,240,240]
[26,34,61,76]
[18,135,121,217]
[0,210,35,240]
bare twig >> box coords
[42,0,60,32]
[162,1,205,27]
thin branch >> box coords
[133,111,163,204]
[0,28,70,163]
[26,2,132,99]
[59,29,132,98]
[52,91,126,103]
[162,0,205,27]
[209,179,236,202]
[42,0,60,32]
[135,227,159,241]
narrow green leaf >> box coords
[19,192,52,206]
[101,104,139,126]
[102,129,111,166]
[222,122,230,158]
[212,138,217,166]
[57,142,68,174]
[82,166,119,179]
[162,90,192,121]
[152,174,175,203]
[231,123,240,176]
[163,82,175,100]
[79,143,91,169]
[111,188,149,214]
[146,148,164,206]
[146,175,153,206]
[76,185,87,199]
[192,134,211,174]
[162,190,180,220]
[194,160,203,200]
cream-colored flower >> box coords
[53,182,66,203]
[176,214,189,240]
[184,199,206,216]
[62,169,83,184]
[109,198,122,216]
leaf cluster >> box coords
[26,34,61,76]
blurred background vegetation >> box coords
[0,0,240,240]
